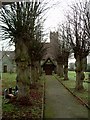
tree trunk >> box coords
[30,60,40,84]
[35,61,40,82]
[75,56,85,91]
[64,60,69,80]
[15,41,30,99]
[30,61,35,84]
[57,62,63,77]
[39,61,42,76]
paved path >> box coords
[44,75,89,118]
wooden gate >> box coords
[45,64,53,75]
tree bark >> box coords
[39,61,42,76]
[30,60,40,84]
[57,62,63,77]
[64,60,69,80]
[75,56,85,91]
[15,41,30,99]
[30,60,36,84]
[35,61,40,82]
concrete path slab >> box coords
[44,75,89,118]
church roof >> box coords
[0,51,15,60]
[41,57,56,67]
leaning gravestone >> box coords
[4,89,8,99]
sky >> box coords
[43,0,77,41]
[0,0,85,50]
[44,0,74,30]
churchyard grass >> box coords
[2,72,89,119]
[2,73,45,119]
[55,71,89,105]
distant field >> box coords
[68,71,89,90]
[68,71,76,80]
[68,71,89,81]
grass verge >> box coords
[54,71,89,107]
[2,73,45,119]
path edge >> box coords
[54,75,90,110]
[41,75,45,119]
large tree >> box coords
[56,45,64,77]
[0,1,46,99]
[58,24,71,80]
[67,1,90,91]
[51,32,64,77]
[28,29,46,84]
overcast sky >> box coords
[44,0,75,29]
[0,0,85,50]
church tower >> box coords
[50,31,59,59]
[50,31,59,45]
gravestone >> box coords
[14,86,18,96]
[4,89,8,99]
[9,87,12,94]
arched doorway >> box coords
[41,58,56,75]
[3,65,7,73]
